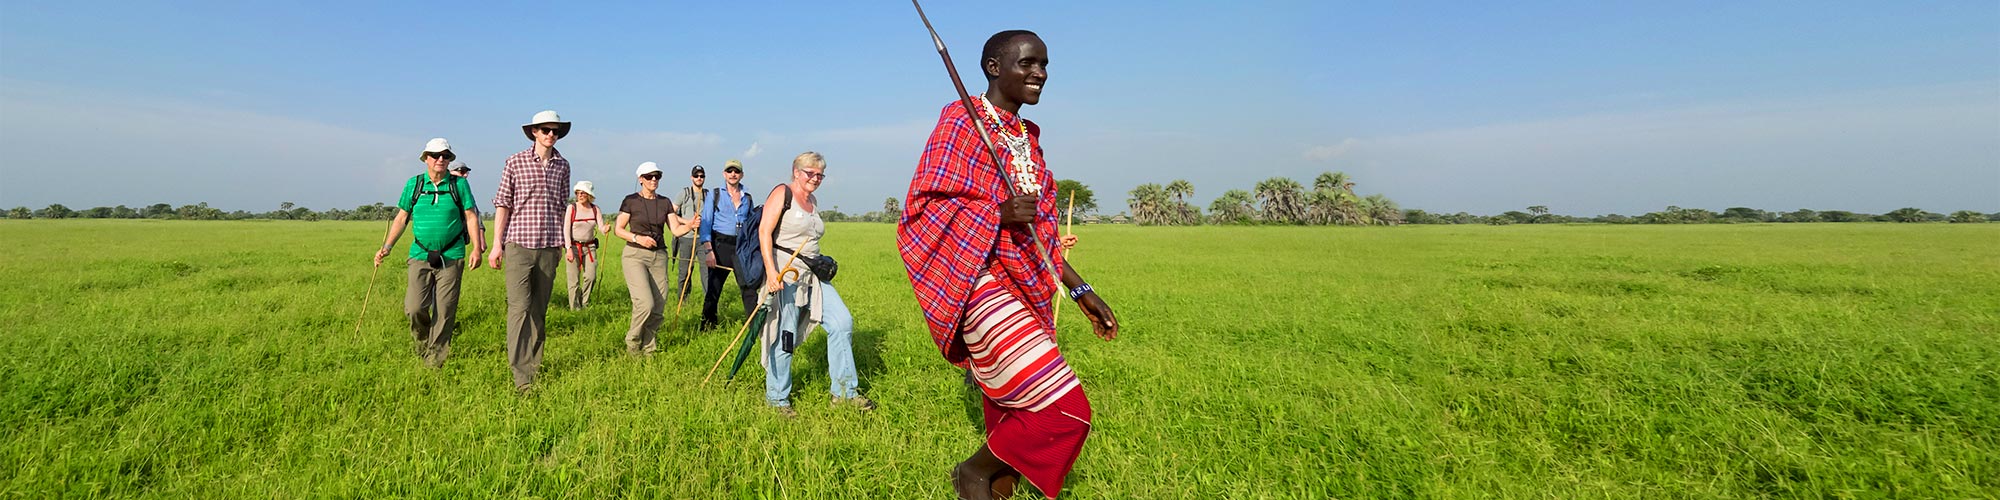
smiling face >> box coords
[424,152,454,176]
[984,33,1048,109]
[638,172,661,195]
[723,166,742,186]
[533,125,561,148]
[794,166,824,193]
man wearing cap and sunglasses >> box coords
[449,161,487,236]
[672,165,708,305]
[486,110,573,392]
[696,159,758,330]
[374,138,483,368]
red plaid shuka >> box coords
[494,147,572,249]
[898,100,1067,364]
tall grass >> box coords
[1,220,1994,498]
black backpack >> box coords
[407,175,470,267]
[743,186,838,285]
[734,186,788,288]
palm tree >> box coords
[1253,177,1306,224]
[1365,194,1402,225]
[1127,183,1171,225]
[1165,180,1197,224]
[1307,171,1369,225]
[1209,189,1257,224]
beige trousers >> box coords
[622,245,671,354]
[565,242,599,309]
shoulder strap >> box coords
[769,184,793,244]
[407,174,425,207]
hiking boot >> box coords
[772,405,797,419]
[832,395,877,411]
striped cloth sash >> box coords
[962,272,1079,412]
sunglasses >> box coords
[797,170,825,180]
[640,173,662,180]
[426,152,455,161]
[691,174,705,179]
[724,168,742,174]
[536,126,562,135]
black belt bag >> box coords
[772,245,838,283]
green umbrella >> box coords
[725,303,771,381]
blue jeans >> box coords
[764,282,859,407]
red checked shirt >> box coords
[493,147,572,249]
[898,100,1067,365]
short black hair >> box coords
[981,30,1040,81]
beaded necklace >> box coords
[979,93,1041,196]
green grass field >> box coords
[2,220,1995,498]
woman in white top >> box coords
[562,181,607,310]
[757,151,871,417]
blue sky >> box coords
[2,1,1995,215]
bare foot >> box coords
[991,473,1018,499]
[952,461,994,500]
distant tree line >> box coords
[1120,171,1404,226]
[3,202,406,221]
[6,197,1992,226]
[1401,206,1996,225]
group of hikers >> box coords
[368,30,1118,500]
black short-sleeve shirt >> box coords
[619,193,677,250]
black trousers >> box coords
[702,234,759,325]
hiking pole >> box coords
[671,252,697,315]
[910,0,1064,293]
[353,262,382,336]
[703,244,806,385]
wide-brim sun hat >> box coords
[635,161,663,178]
[420,138,455,161]
[573,181,595,198]
[521,110,572,140]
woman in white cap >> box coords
[613,162,699,355]
[562,180,606,310]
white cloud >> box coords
[740,141,763,160]
[1338,81,2000,214]
[1304,138,1359,162]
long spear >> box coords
[910,0,1063,293]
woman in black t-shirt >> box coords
[613,162,699,355]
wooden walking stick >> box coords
[703,243,806,385]
[1055,191,1074,325]
[671,205,700,323]
[353,263,381,336]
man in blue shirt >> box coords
[696,159,758,329]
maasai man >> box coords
[898,30,1120,500]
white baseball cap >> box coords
[635,162,663,178]
[420,138,455,161]
[521,110,572,140]
[573,181,595,198]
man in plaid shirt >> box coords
[486,110,573,392]
[897,30,1120,500]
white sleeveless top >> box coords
[771,205,823,259]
